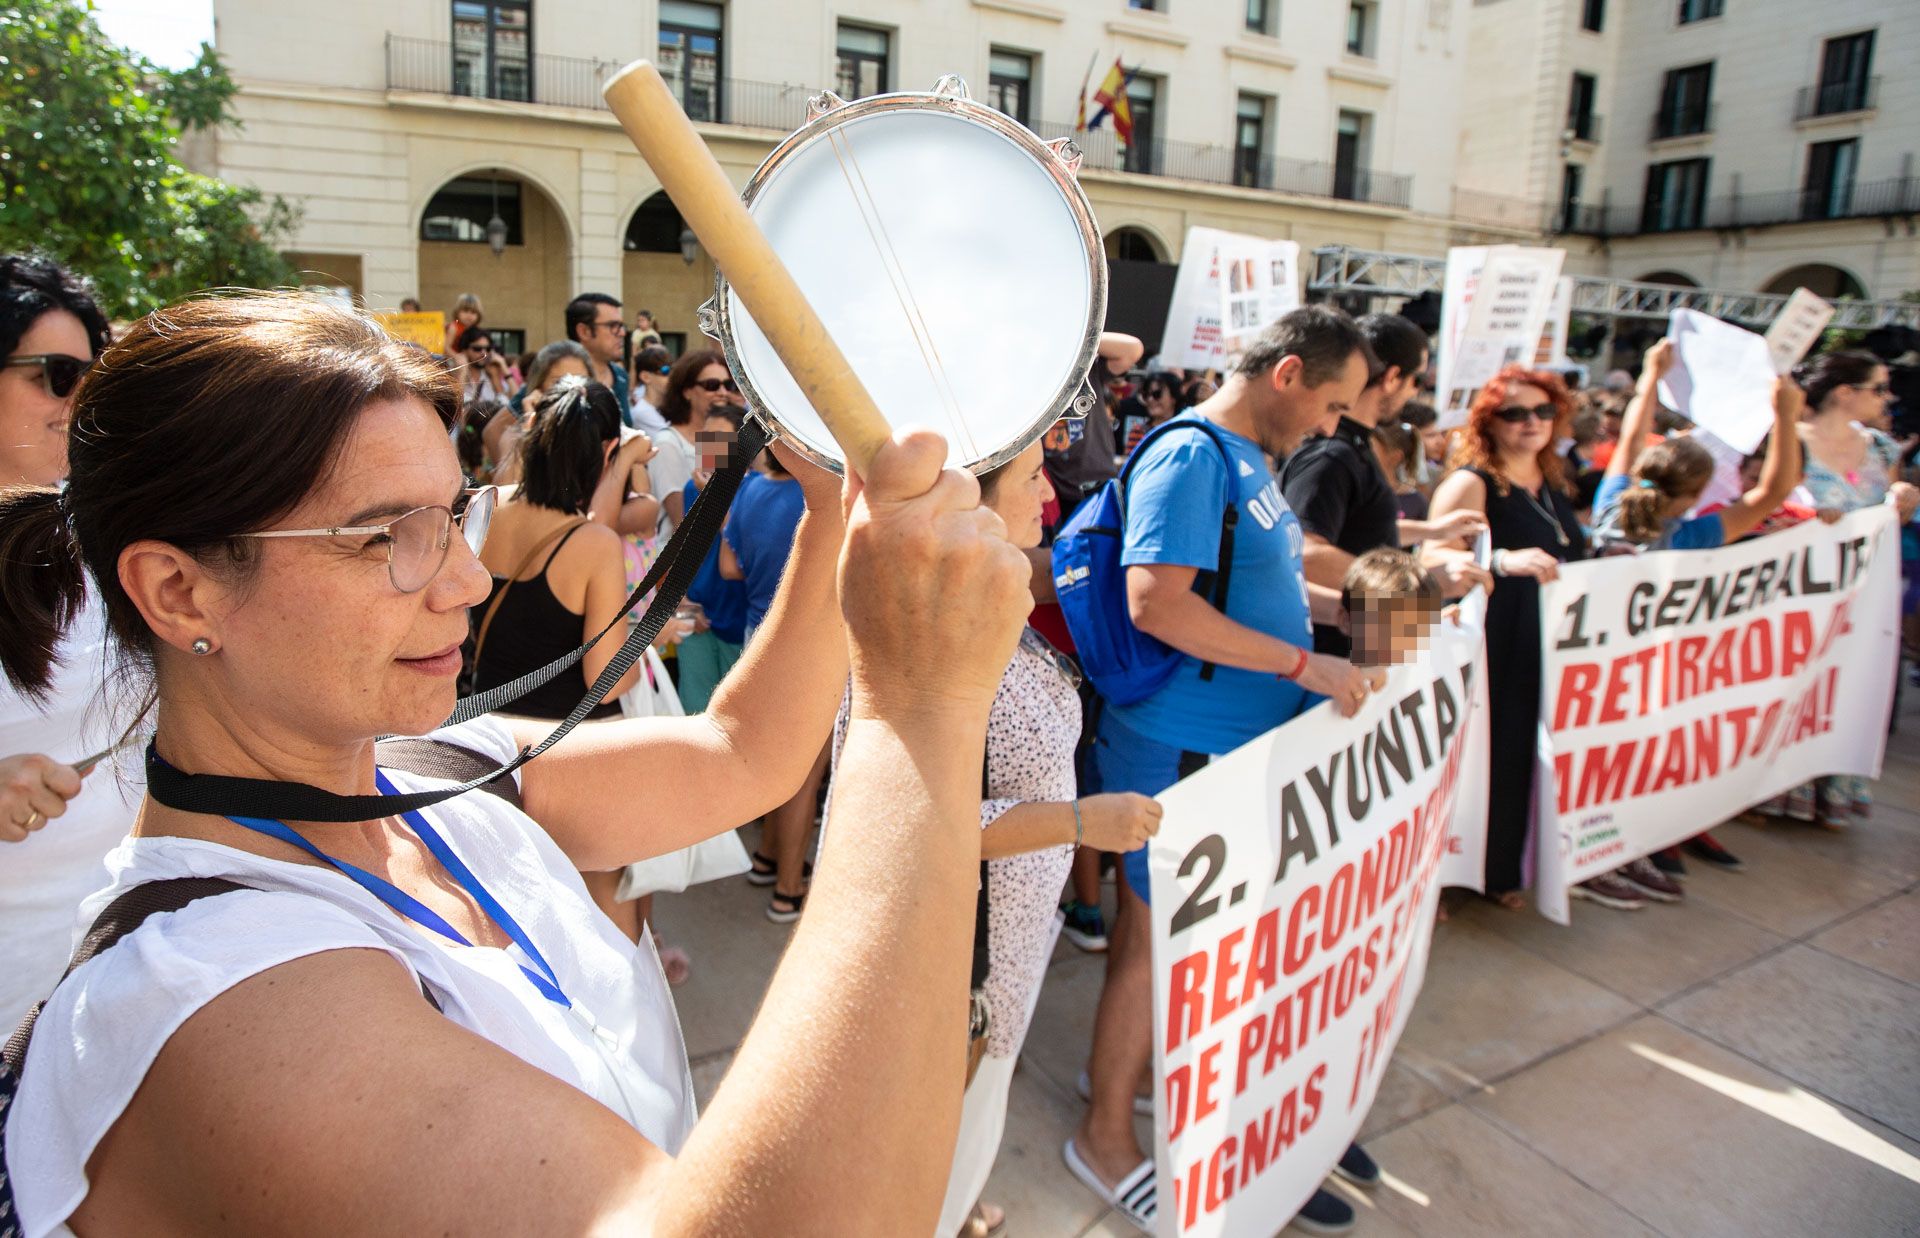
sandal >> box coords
[956,1202,1006,1238]
[767,888,807,925]
[1063,1139,1155,1232]
[747,851,813,888]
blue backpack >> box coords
[1051,418,1242,706]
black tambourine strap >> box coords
[145,419,773,823]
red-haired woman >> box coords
[1424,368,1636,910]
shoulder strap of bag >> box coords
[472,518,587,670]
[144,419,771,823]
[374,737,523,810]
[973,745,992,992]
[1119,419,1243,682]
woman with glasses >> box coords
[0,254,134,1032]
[649,347,743,540]
[0,292,1034,1235]
[1424,366,1594,909]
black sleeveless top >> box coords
[471,524,622,721]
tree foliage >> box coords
[0,1,298,316]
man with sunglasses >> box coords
[566,293,633,427]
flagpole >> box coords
[1074,49,1098,132]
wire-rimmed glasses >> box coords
[234,486,497,593]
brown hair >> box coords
[1615,437,1715,544]
[0,293,459,700]
[1448,365,1575,496]
[1233,305,1376,387]
[1341,548,1443,617]
[661,348,729,427]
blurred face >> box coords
[456,307,480,326]
[1348,596,1436,668]
[580,305,627,364]
[0,308,94,487]
[1834,365,1892,429]
[1265,350,1369,456]
[693,417,741,479]
[686,361,740,425]
[193,398,493,743]
[1489,383,1558,461]
[982,441,1052,550]
[463,336,493,368]
[1144,382,1177,421]
[635,312,654,332]
[1420,424,1447,463]
[1379,351,1429,419]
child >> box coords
[1341,548,1444,668]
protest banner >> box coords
[1434,246,1565,426]
[1148,601,1488,1235]
[1163,227,1300,370]
[373,310,448,353]
[1657,309,1778,454]
[1533,507,1900,923]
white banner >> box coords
[1533,509,1901,923]
[1435,246,1566,426]
[1164,227,1300,371]
[1148,602,1488,1235]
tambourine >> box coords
[696,75,1107,475]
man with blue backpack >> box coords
[1059,306,1387,1234]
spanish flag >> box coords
[1087,57,1138,147]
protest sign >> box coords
[374,310,448,353]
[1657,309,1777,454]
[1535,276,1574,369]
[1435,246,1565,425]
[1163,227,1300,370]
[1148,604,1488,1235]
[1763,287,1835,376]
[1164,228,1232,370]
[1533,507,1900,923]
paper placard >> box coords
[1657,309,1776,455]
[374,310,449,353]
[1764,288,1835,377]
[1435,246,1566,425]
[1163,227,1301,371]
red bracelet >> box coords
[1279,646,1309,681]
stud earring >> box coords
[190,638,213,656]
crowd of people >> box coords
[1,250,1914,1237]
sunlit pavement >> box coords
[656,688,1920,1236]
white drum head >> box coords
[710,84,1105,473]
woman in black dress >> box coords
[1424,367,1638,909]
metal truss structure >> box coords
[1307,245,1920,331]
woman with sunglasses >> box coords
[1424,367,1592,910]
[649,347,742,540]
[454,324,510,406]
[0,254,133,1032]
[0,292,1034,1236]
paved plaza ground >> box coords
[657,692,1920,1237]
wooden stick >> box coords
[603,61,892,476]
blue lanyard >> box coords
[224,770,570,1009]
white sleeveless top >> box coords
[4,719,694,1238]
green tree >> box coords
[0,1,298,316]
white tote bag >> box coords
[615,646,753,898]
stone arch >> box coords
[1104,224,1170,264]
[1762,262,1867,301]
[1635,269,1700,288]
[415,167,575,358]
[620,189,718,355]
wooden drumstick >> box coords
[603,60,892,476]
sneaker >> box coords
[1290,1188,1356,1235]
[1570,874,1648,911]
[1060,901,1109,952]
[1684,833,1745,871]
[1618,857,1684,903]
[1332,1142,1380,1189]
[1649,848,1688,880]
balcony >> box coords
[1650,103,1713,142]
[1566,111,1603,144]
[1554,176,1920,237]
[1795,75,1878,121]
[386,35,1414,208]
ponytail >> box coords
[1614,482,1671,545]
[1618,437,1715,544]
[0,486,88,700]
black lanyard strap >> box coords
[146,419,773,823]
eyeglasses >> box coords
[593,320,627,335]
[1848,381,1893,396]
[692,377,740,394]
[1493,404,1554,424]
[5,353,94,399]
[235,486,497,594]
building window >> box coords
[836,24,890,100]
[987,49,1034,126]
[1246,0,1275,35]
[1333,109,1371,200]
[1346,1,1374,56]
[1642,157,1709,232]
[1128,0,1160,9]
[1234,92,1271,188]
[1567,72,1599,141]
[1560,163,1585,232]
[1676,0,1722,22]
[1814,31,1875,115]
[1580,0,1604,33]
[422,177,523,245]
[658,1,723,123]
[1803,138,1859,220]
[1123,75,1160,174]
[1654,62,1712,139]
[451,1,530,103]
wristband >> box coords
[1072,798,1084,847]
[1279,645,1310,681]
[1490,549,1508,577]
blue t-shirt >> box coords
[1108,415,1314,755]
[723,473,806,635]
[684,475,753,646]
[1592,473,1725,552]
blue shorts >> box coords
[1088,710,1214,905]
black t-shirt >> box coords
[1279,416,1400,656]
[1043,403,1119,517]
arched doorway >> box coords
[1763,262,1866,301]
[417,171,571,363]
[623,190,716,357]
[1103,226,1176,357]
[1635,269,1700,287]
